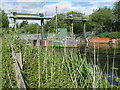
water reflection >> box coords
[53,43,120,77]
[80,43,120,76]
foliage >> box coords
[0,9,9,28]
[44,13,68,33]
[114,1,120,17]
[2,30,120,88]
[2,35,119,88]
[20,23,41,34]
[95,32,120,39]
[2,27,13,34]
[2,37,17,88]
[89,7,116,33]
[2,23,41,34]
[19,20,28,28]
[44,11,86,34]
[113,1,120,31]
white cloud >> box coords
[98,0,119,2]
[43,1,99,16]
[81,0,119,2]
[1,0,117,27]
[1,1,44,14]
[17,0,45,2]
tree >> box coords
[22,23,41,34]
[113,1,120,31]
[0,9,9,28]
[89,7,116,33]
[44,13,68,33]
[44,11,86,34]
[19,20,28,28]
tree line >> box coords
[0,1,120,36]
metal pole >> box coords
[56,7,58,34]
[14,18,16,32]
[12,12,17,32]
[71,21,74,38]
[41,19,44,46]
[83,22,86,40]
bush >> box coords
[95,32,120,39]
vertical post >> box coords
[83,22,86,40]
[13,12,17,32]
[14,18,16,32]
[56,7,58,34]
[71,21,74,38]
[41,19,44,46]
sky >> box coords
[0,0,119,26]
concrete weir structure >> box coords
[29,39,79,47]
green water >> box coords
[54,43,120,76]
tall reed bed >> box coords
[20,45,104,88]
[2,36,119,88]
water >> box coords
[54,43,120,76]
[79,43,120,76]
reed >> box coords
[2,35,120,88]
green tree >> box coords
[0,9,9,28]
[22,23,41,34]
[19,20,28,28]
[113,1,120,31]
[89,7,116,33]
[44,11,86,34]
[44,13,68,33]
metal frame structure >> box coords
[64,17,87,40]
[9,11,52,46]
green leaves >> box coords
[113,1,120,31]
[95,32,120,39]
[0,10,9,28]
[21,23,41,34]
[89,7,116,33]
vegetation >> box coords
[1,1,120,36]
[94,32,120,38]
[20,23,41,34]
[89,7,116,33]
[2,36,119,88]
[1,0,120,89]
[19,20,28,28]
[113,1,120,31]
[0,9,9,28]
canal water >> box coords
[54,43,120,76]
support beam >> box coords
[16,53,23,70]
[9,16,52,20]
[14,60,26,89]
[10,44,26,89]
